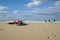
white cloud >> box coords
[55,1,60,8]
[25,0,60,7]
[12,10,25,17]
[25,0,60,14]
[25,0,47,7]
[13,10,20,13]
[0,6,9,14]
[0,6,8,10]
[25,1,42,7]
[25,0,49,7]
[32,0,48,2]
[0,11,8,13]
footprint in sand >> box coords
[51,32,57,37]
[47,33,57,39]
[51,33,54,35]
[50,32,58,40]
[47,36,50,39]
[40,32,58,40]
[54,34,57,37]
[0,29,4,31]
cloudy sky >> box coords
[0,0,60,21]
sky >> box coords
[0,0,60,21]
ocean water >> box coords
[23,21,60,23]
[0,20,60,23]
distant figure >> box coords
[45,20,47,22]
[18,20,21,24]
[18,20,23,25]
[49,19,50,22]
[53,19,55,23]
[13,20,18,24]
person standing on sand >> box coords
[45,20,47,22]
[53,19,55,23]
[49,19,50,22]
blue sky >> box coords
[0,0,60,21]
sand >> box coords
[0,22,60,40]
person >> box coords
[53,19,55,23]
[45,20,47,22]
[49,19,50,22]
[18,20,23,25]
[13,20,16,24]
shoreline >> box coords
[0,21,60,23]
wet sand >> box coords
[0,22,60,40]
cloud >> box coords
[0,11,8,14]
[25,0,53,7]
[25,0,60,7]
[0,6,8,10]
[55,1,60,7]
[13,10,20,13]
[25,1,42,7]
[0,6,8,14]
[28,7,60,14]
[25,0,60,14]
[25,0,45,7]
[0,6,8,16]
[0,6,9,19]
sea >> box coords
[0,20,60,23]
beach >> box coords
[0,22,60,40]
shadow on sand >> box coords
[8,22,28,26]
[17,22,28,26]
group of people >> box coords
[8,20,27,26]
[44,19,56,23]
[13,20,22,24]
[8,20,23,24]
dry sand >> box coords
[0,22,60,40]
